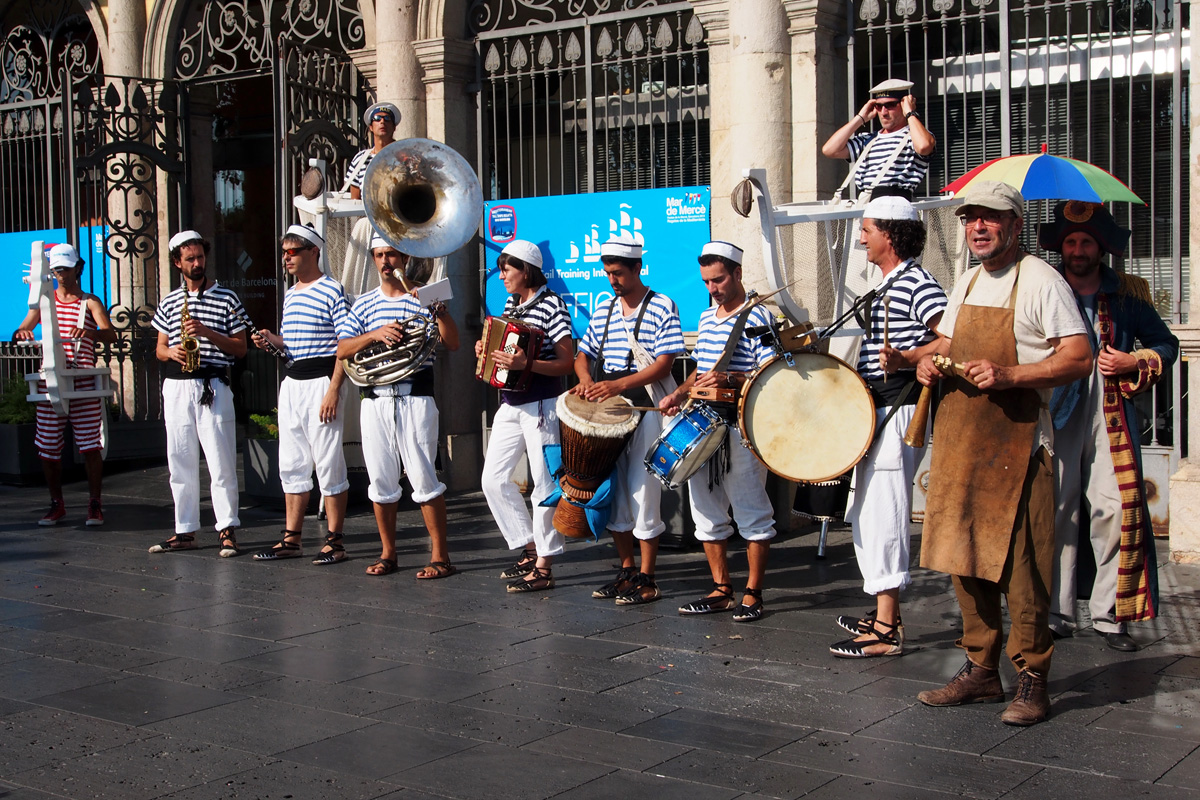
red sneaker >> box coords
[85,499,104,527]
[39,500,66,527]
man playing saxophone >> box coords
[149,230,249,557]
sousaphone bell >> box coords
[344,138,484,387]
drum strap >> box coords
[593,290,655,378]
[871,378,919,447]
[711,296,760,374]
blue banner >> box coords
[0,228,110,339]
[484,187,712,338]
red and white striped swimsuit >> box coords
[35,294,104,459]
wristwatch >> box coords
[905,110,920,120]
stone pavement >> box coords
[1,464,1198,800]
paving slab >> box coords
[547,767,741,800]
[152,758,405,800]
[520,726,692,771]
[389,741,613,800]
[651,748,838,798]
[274,721,476,779]
[36,674,243,726]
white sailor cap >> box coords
[869,78,914,98]
[369,232,397,252]
[700,241,743,265]
[862,195,919,222]
[500,239,544,269]
[48,243,81,270]
[285,223,324,249]
[599,236,643,260]
[168,230,204,251]
[364,102,401,127]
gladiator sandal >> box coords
[253,529,303,561]
[312,532,347,565]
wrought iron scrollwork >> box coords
[469,0,663,34]
[1,2,99,103]
[174,0,365,80]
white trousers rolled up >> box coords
[608,412,665,541]
[277,375,349,496]
[845,405,922,595]
[687,427,775,542]
[163,378,240,534]
[481,397,564,558]
[359,394,445,505]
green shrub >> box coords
[0,378,36,425]
[249,409,279,439]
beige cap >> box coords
[869,78,913,98]
[954,180,1026,220]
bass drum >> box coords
[738,352,875,483]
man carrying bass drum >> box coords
[478,240,576,593]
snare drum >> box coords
[738,352,875,483]
[644,403,728,489]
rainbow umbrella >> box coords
[941,145,1144,204]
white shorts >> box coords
[359,393,445,505]
[277,375,349,496]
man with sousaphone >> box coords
[337,233,459,579]
[572,236,685,606]
[657,241,777,622]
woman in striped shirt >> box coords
[478,240,575,593]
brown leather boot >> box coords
[1000,668,1050,726]
[917,659,1005,706]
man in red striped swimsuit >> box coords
[13,244,116,526]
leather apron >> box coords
[920,261,1041,582]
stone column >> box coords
[414,37,484,491]
[783,0,848,200]
[1167,0,1200,563]
[105,0,145,78]
[375,1,427,138]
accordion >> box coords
[475,316,545,391]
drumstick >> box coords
[626,405,665,413]
[882,297,891,384]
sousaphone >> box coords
[344,138,484,387]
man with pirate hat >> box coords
[1040,200,1178,652]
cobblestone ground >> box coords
[1,464,1197,799]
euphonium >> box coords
[180,295,200,373]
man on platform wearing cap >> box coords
[574,235,685,605]
[14,243,116,526]
[337,232,460,579]
[251,223,353,565]
[915,181,1091,725]
[478,239,576,593]
[344,101,401,200]
[829,196,947,657]
[1039,201,1177,652]
[149,231,250,557]
[659,241,775,622]
[821,78,936,202]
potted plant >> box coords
[0,377,40,484]
[243,409,282,503]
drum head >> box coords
[739,352,875,483]
[559,392,636,431]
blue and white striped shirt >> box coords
[503,287,573,360]
[339,289,437,372]
[856,261,947,381]
[345,148,374,191]
[847,128,930,191]
[578,291,685,374]
[692,304,775,373]
[152,283,248,369]
[281,275,350,360]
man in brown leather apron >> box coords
[915,182,1091,726]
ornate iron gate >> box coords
[272,36,368,241]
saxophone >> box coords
[180,295,200,373]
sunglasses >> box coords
[371,112,394,123]
[281,246,315,257]
[875,100,900,109]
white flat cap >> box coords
[862,195,919,222]
[600,236,643,259]
[364,102,401,127]
[48,243,81,270]
[370,232,394,251]
[501,239,544,269]
[869,78,914,97]
[168,230,204,251]
[285,224,324,249]
[700,241,743,264]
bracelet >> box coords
[854,113,865,125]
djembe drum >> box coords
[554,393,639,538]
